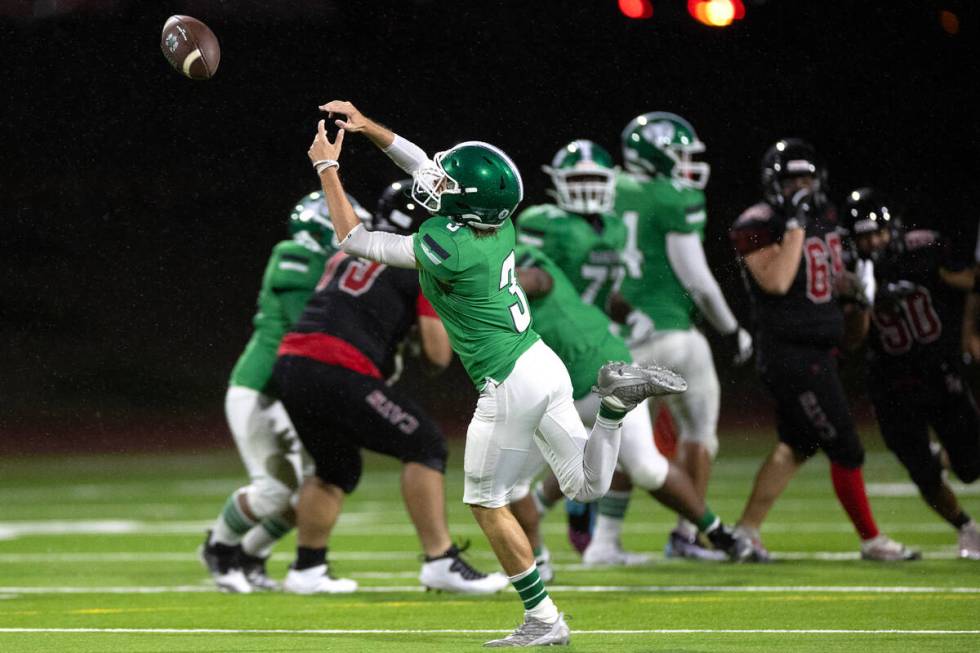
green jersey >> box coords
[515,245,631,400]
[615,172,706,330]
[229,240,330,392]
[413,216,539,389]
[515,204,627,311]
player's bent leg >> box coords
[283,477,357,594]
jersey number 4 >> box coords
[317,251,386,297]
[500,251,532,333]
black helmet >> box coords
[841,187,904,263]
[760,138,828,207]
[370,179,431,235]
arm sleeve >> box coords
[278,289,314,326]
[340,224,417,269]
[382,134,432,174]
[666,231,739,335]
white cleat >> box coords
[582,539,651,567]
[419,545,508,594]
[593,362,687,411]
[860,534,921,561]
[484,612,570,647]
[958,520,980,560]
[283,564,358,594]
[240,553,280,591]
[535,546,554,583]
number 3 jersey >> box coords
[866,230,966,371]
[413,216,540,389]
[282,251,436,381]
[730,201,845,348]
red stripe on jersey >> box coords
[416,291,438,318]
[278,332,383,379]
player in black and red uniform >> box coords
[841,187,980,560]
[273,181,509,594]
[729,139,918,561]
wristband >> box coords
[313,159,339,174]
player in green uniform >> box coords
[505,245,753,576]
[515,140,658,565]
[307,100,686,648]
[201,192,352,592]
[616,112,753,560]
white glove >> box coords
[855,259,876,307]
[625,309,656,348]
[733,327,753,366]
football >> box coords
[160,15,220,80]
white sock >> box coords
[675,517,697,538]
[242,525,277,558]
[592,514,624,546]
[576,417,622,502]
[526,595,559,624]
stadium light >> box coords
[619,0,654,20]
[688,0,745,28]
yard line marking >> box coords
[0,627,978,635]
[0,548,963,564]
[0,519,959,540]
[1,585,976,595]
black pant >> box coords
[756,340,865,467]
[273,355,448,493]
[868,358,980,492]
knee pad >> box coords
[678,431,720,460]
[824,431,865,469]
[623,453,669,491]
[242,479,294,520]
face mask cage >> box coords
[667,142,710,189]
[411,151,461,213]
[545,165,616,214]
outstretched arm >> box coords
[321,100,431,174]
[307,120,416,268]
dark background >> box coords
[1,0,977,451]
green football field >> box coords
[1,433,978,652]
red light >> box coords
[619,0,653,20]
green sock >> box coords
[512,568,549,610]
[598,399,628,421]
[220,494,255,536]
[532,546,543,558]
[598,490,631,519]
[695,508,720,533]
[260,516,292,540]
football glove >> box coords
[723,326,754,366]
[784,189,814,232]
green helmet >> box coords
[621,112,710,189]
[542,139,616,215]
[288,191,369,252]
[412,141,523,230]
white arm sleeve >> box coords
[340,224,417,269]
[666,231,739,335]
[382,134,432,174]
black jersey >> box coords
[867,230,967,371]
[730,201,845,348]
[291,251,434,379]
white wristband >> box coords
[313,159,339,174]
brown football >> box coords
[160,15,220,80]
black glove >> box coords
[784,188,815,232]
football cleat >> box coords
[732,524,771,563]
[535,546,554,583]
[705,523,754,563]
[860,534,921,561]
[958,521,980,560]
[665,529,727,562]
[582,539,651,567]
[593,362,687,411]
[198,531,252,594]
[419,544,509,594]
[484,612,570,648]
[240,552,280,591]
[283,563,358,594]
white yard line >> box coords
[0,627,977,635]
[0,584,976,595]
[0,519,960,540]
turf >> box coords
[1,432,978,652]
